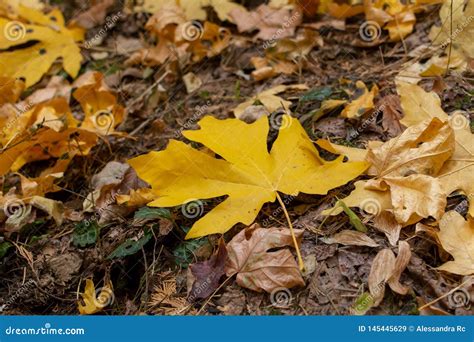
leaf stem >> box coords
[275,192,305,271]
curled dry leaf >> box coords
[367,241,412,310]
[373,211,402,247]
[368,249,395,306]
[321,230,379,248]
[129,114,368,239]
[437,211,474,275]
[188,238,227,301]
[225,225,304,292]
[387,241,411,295]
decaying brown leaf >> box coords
[225,224,304,292]
[188,238,228,300]
[321,230,379,247]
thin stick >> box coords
[418,276,472,311]
[275,192,304,271]
[445,0,453,74]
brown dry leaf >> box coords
[321,180,392,217]
[229,4,302,40]
[72,0,114,29]
[429,0,474,61]
[72,71,126,136]
[398,83,474,216]
[324,118,455,233]
[368,249,395,306]
[328,3,364,18]
[135,0,245,22]
[84,161,147,223]
[225,224,304,292]
[438,114,474,217]
[373,211,402,246]
[379,94,404,137]
[397,82,448,127]
[340,81,378,119]
[321,230,379,247]
[0,77,24,105]
[233,84,307,119]
[127,5,230,67]
[387,240,411,294]
[30,196,64,226]
[25,76,72,106]
[367,117,454,179]
[437,211,474,275]
[188,238,227,301]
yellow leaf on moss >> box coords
[0,6,84,87]
[129,115,369,239]
[78,279,114,315]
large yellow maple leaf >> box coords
[129,115,368,239]
[0,6,84,87]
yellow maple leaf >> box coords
[78,279,114,315]
[437,211,474,275]
[0,6,84,87]
[128,114,368,239]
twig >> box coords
[276,192,304,271]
